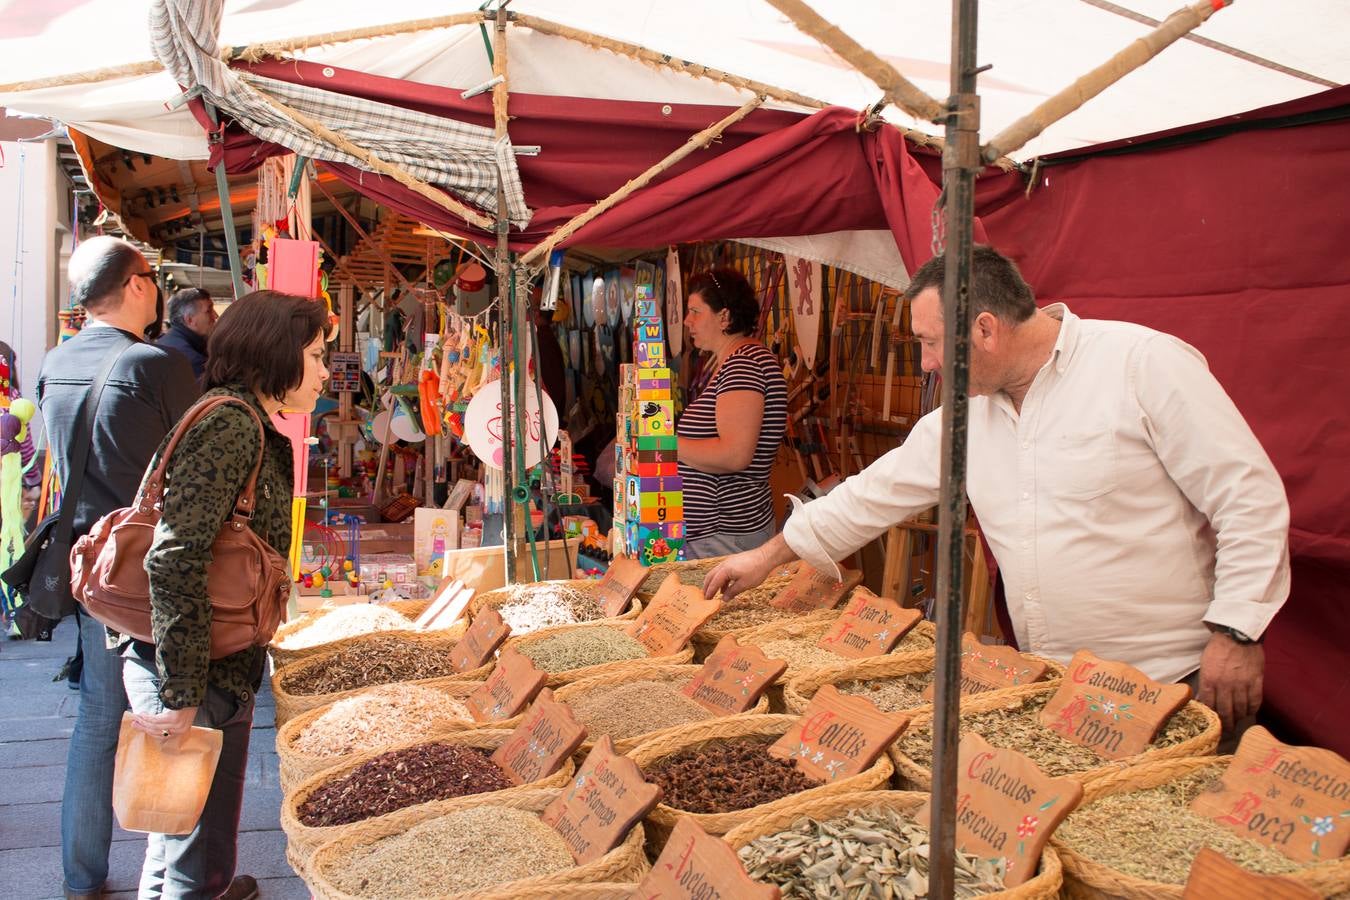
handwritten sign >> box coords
[450,606,510,672]
[594,557,647,618]
[769,685,909,782]
[541,735,663,864]
[1189,726,1350,863]
[1182,848,1320,899]
[1038,650,1191,761]
[491,689,588,786]
[413,579,473,630]
[627,574,721,657]
[914,734,1083,888]
[466,647,546,723]
[680,636,787,715]
[635,817,780,899]
[769,564,862,614]
[815,590,922,659]
[921,633,1052,701]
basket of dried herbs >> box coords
[626,713,893,854]
[504,620,693,687]
[724,789,1064,899]
[304,788,649,900]
[271,632,487,727]
[783,650,1065,715]
[637,555,733,599]
[269,599,459,670]
[1053,755,1350,899]
[552,664,770,756]
[275,679,480,792]
[281,727,574,873]
[687,567,822,658]
[468,579,641,637]
[890,683,1219,790]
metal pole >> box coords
[491,4,518,582]
[928,0,980,896]
[201,102,248,300]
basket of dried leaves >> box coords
[626,713,893,855]
[504,620,693,688]
[269,599,462,670]
[271,632,487,727]
[724,789,1063,899]
[637,555,732,599]
[890,683,1219,790]
[552,664,770,757]
[1053,755,1350,899]
[468,579,642,637]
[783,650,1065,716]
[281,727,574,874]
[275,679,480,792]
[688,565,826,658]
[304,788,649,900]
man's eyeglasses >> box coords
[123,271,157,286]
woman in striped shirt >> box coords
[676,268,788,559]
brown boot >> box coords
[216,875,260,900]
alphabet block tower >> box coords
[619,281,684,564]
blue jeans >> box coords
[684,522,777,560]
[122,653,257,900]
[62,607,129,894]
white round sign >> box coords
[463,377,559,470]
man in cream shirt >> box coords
[707,245,1289,734]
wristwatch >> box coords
[1207,623,1262,645]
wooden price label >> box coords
[635,817,780,899]
[1182,848,1320,899]
[815,589,922,659]
[541,735,663,864]
[627,574,721,657]
[413,578,474,630]
[914,733,1083,888]
[921,633,1053,701]
[680,636,787,715]
[466,646,546,723]
[769,564,862,614]
[449,606,510,672]
[1189,725,1350,863]
[1037,649,1191,761]
[594,557,647,617]
[491,689,588,785]
[769,685,909,782]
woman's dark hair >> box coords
[204,291,331,401]
[686,267,759,337]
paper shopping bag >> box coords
[112,713,223,835]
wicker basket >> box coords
[626,713,894,855]
[503,620,694,688]
[637,556,730,599]
[782,649,1066,715]
[687,567,817,658]
[468,579,642,636]
[270,631,488,728]
[269,599,456,670]
[552,664,771,756]
[304,788,650,900]
[723,789,1064,899]
[890,682,1221,790]
[281,728,575,874]
[275,677,482,793]
[506,886,636,900]
[1053,755,1350,899]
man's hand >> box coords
[703,534,796,601]
[131,706,199,739]
[1197,632,1264,733]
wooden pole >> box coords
[982,0,1234,162]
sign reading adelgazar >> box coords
[769,564,862,615]
[1190,726,1350,863]
[1038,649,1191,760]
[627,574,720,656]
[635,817,779,899]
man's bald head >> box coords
[69,236,145,312]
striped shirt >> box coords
[677,343,788,539]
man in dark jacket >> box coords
[36,236,197,900]
[156,287,217,379]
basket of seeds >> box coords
[303,788,650,900]
[505,621,694,687]
[1052,755,1350,899]
[688,567,818,657]
[782,649,1066,715]
[271,632,486,727]
[627,713,894,853]
[552,664,771,756]
[270,599,462,670]
[275,679,480,792]
[724,789,1064,899]
[889,682,1219,790]
[468,579,641,637]
[281,727,575,873]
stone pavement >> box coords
[0,619,308,899]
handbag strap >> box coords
[135,395,268,526]
[53,340,138,548]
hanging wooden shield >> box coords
[786,254,822,369]
[665,246,683,355]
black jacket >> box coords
[157,322,208,379]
